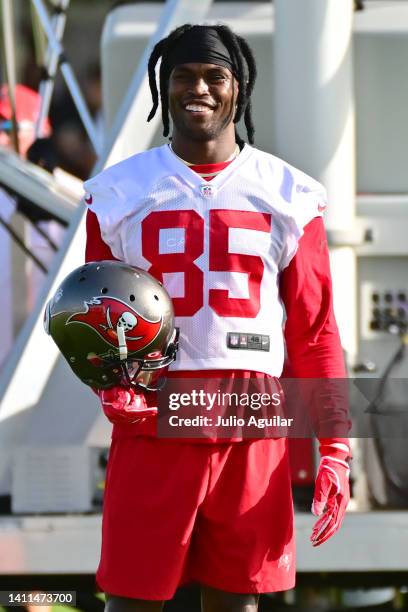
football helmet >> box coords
[44,261,178,390]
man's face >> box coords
[168,63,238,142]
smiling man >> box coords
[84,24,351,612]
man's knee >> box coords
[201,584,259,612]
[105,594,163,612]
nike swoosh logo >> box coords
[85,193,93,205]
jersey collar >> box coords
[159,142,254,194]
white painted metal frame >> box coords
[0,149,79,224]
[31,0,101,154]
[35,0,71,139]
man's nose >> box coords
[190,77,209,95]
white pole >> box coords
[273,0,357,362]
[35,0,70,138]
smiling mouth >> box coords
[184,104,215,114]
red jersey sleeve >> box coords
[85,209,117,263]
[280,216,350,442]
[280,216,346,378]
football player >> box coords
[84,24,351,612]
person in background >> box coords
[48,61,103,179]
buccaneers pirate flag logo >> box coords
[66,296,162,352]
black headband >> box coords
[164,26,236,76]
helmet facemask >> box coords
[113,325,179,391]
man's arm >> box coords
[280,216,346,379]
[85,209,154,423]
[280,216,351,546]
[85,209,117,263]
[280,216,350,436]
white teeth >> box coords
[185,105,212,112]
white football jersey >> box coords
[84,144,326,376]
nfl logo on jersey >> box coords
[229,334,239,347]
[200,184,216,198]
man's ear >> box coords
[233,77,239,110]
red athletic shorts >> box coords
[96,435,295,600]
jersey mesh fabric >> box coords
[84,145,326,377]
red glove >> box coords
[98,386,157,424]
[311,441,351,547]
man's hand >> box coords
[98,386,157,424]
[310,453,350,547]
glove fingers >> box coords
[312,518,337,547]
[311,499,326,517]
[312,497,337,534]
[101,388,132,410]
[102,404,142,425]
[312,471,336,516]
[99,386,157,423]
[311,491,350,547]
[125,394,158,417]
[311,502,338,546]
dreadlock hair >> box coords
[146,24,257,145]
